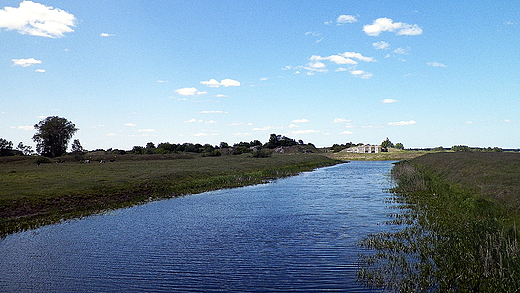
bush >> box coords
[35,156,51,165]
[232,146,251,155]
[203,150,222,157]
[252,149,272,158]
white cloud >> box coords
[200,79,220,87]
[138,129,156,132]
[309,61,326,69]
[340,52,376,62]
[106,133,116,137]
[388,120,417,126]
[393,47,411,55]
[288,130,320,135]
[333,118,351,123]
[292,118,309,123]
[427,62,447,67]
[11,125,33,131]
[200,78,241,87]
[336,15,357,24]
[382,99,397,103]
[12,58,41,67]
[326,55,358,65]
[363,18,423,36]
[504,119,512,123]
[215,94,228,98]
[199,110,226,114]
[124,123,136,127]
[372,41,390,50]
[0,1,76,38]
[253,126,282,131]
[35,69,45,72]
[341,131,354,135]
[229,122,253,126]
[350,70,373,79]
[185,118,201,123]
[288,124,299,128]
[174,87,207,96]
[233,132,253,136]
[192,133,208,137]
[305,31,321,37]
[100,33,114,37]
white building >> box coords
[344,144,382,153]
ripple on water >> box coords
[0,161,395,292]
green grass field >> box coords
[410,152,520,210]
[0,153,339,236]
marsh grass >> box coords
[327,149,430,161]
[0,153,339,236]
[359,154,520,292]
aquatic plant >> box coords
[359,159,520,292]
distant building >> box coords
[344,144,382,153]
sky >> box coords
[1,0,519,150]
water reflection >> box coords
[0,161,395,292]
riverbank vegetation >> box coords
[359,152,520,292]
[0,152,339,237]
[326,147,430,161]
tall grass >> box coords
[359,160,520,292]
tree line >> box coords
[0,116,314,158]
[0,116,507,158]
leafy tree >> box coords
[17,142,34,156]
[219,142,230,148]
[265,133,298,149]
[381,137,394,149]
[250,140,262,147]
[71,139,85,153]
[395,142,404,150]
[145,142,156,154]
[0,138,13,156]
[32,116,78,157]
[132,146,145,154]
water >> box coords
[0,161,396,292]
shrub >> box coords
[35,156,51,165]
[252,149,272,158]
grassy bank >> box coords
[359,152,520,292]
[326,148,430,161]
[0,153,339,236]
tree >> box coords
[265,133,298,149]
[219,142,230,149]
[17,142,34,156]
[71,139,85,153]
[395,142,404,150]
[0,138,13,156]
[33,116,78,157]
[381,137,394,149]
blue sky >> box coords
[1,0,519,150]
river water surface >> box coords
[0,161,396,292]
